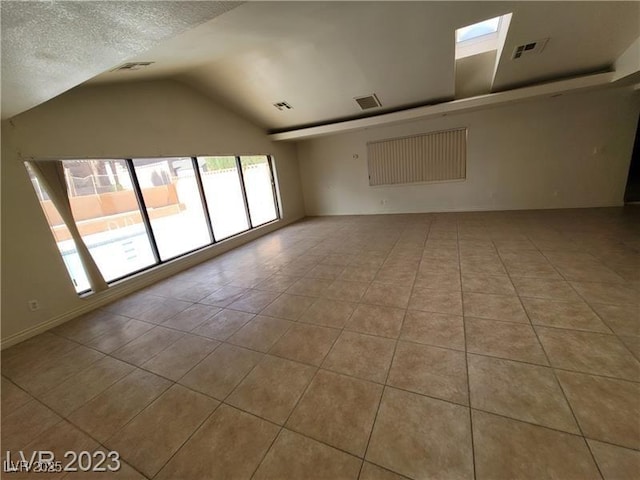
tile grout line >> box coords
[536,249,640,364]
[245,226,408,478]
[7,369,638,467]
[533,244,640,478]
[154,250,328,479]
[356,219,425,479]
[230,270,335,480]
[147,396,225,479]
[2,372,156,480]
[457,218,478,480]
[6,213,639,479]
[533,244,638,358]
[26,331,225,480]
[499,231,606,479]
[350,222,423,469]
[246,362,324,479]
[39,252,640,395]
[340,227,401,479]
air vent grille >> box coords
[512,38,549,59]
[112,62,154,71]
[273,101,293,111]
[355,94,381,110]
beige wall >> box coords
[1,80,304,346]
[298,87,640,215]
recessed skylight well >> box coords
[455,14,511,60]
[456,16,501,43]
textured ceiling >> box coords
[3,1,639,129]
[86,1,639,131]
[1,1,240,119]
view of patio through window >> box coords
[65,159,157,283]
[197,156,250,240]
[133,158,212,260]
[241,155,279,227]
[26,155,280,293]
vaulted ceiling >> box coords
[0,1,240,119]
[3,2,639,131]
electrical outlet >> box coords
[28,299,40,311]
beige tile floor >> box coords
[2,207,640,479]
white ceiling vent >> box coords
[512,38,549,59]
[112,62,155,72]
[355,94,381,110]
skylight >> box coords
[454,13,511,60]
[456,16,501,43]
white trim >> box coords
[613,36,640,83]
[269,72,615,141]
[307,202,626,217]
[1,215,303,350]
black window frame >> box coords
[49,155,280,292]
[238,155,281,229]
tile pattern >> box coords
[468,354,579,433]
[106,384,218,477]
[287,369,382,456]
[2,208,639,479]
[366,387,473,480]
[472,410,601,480]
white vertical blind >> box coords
[367,128,467,186]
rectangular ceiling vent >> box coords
[112,62,154,71]
[355,94,381,110]
[512,38,549,59]
[273,101,293,111]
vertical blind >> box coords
[367,128,467,186]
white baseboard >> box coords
[307,202,627,216]
[1,215,304,350]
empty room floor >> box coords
[2,207,639,479]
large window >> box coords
[196,155,279,239]
[65,159,157,282]
[26,155,280,293]
[133,158,211,260]
[240,156,279,227]
[197,156,250,240]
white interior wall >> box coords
[298,87,640,216]
[1,79,305,346]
